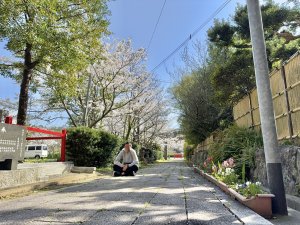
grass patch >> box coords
[156,159,168,163]
[23,158,58,163]
[96,166,113,175]
[178,176,184,180]
[139,162,156,169]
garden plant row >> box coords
[191,157,274,218]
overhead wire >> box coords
[147,0,167,51]
[151,0,232,73]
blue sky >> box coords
[108,0,242,85]
[0,0,287,126]
[0,0,242,100]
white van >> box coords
[24,144,48,159]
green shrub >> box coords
[208,125,263,179]
[66,127,120,167]
[152,143,163,161]
[139,142,162,163]
[131,142,141,152]
[184,144,194,161]
[156,150,163,160]
[48,151,60,160]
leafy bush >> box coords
[208,125,263,179]
[66,127,120,167]
[155,149,163,160]
[131,142,141,155]
[48,151,60,160]
[139,142,162,163]
[184,144,194,161]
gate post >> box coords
[60,129,67,162]
[5,116,13,124]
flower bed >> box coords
[192,160,274,219]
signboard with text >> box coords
[0,123,26,162]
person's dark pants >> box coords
[113,164,138,176]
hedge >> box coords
[66,127,121,167]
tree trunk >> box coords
[125,115,132,141]
[17,43,33,125]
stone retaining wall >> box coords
[192,150,208,167]
[253,145,300,196]
[0,162,74,189]
[192,145,300,197]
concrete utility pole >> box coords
[246,0,287,215]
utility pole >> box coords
[246,0,287,215]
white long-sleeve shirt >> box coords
[114,148,139,167]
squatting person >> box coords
[113,142,139,176]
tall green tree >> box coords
[207,1,299,106]
[0,0,109,125]
[169,42,232,144]
[208,45,255,106]
[172,69,220,145]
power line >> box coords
[155,78,172,84]
[147,0,167,51]
[151,0,232,73]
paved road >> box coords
[0,161,243,225]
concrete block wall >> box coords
[0,162,74,189]
[18,162,74,179]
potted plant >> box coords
[229,181,274,218]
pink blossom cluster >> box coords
[202,156,214,174]
[203,156,213,168]
[222,157,235,168]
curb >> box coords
[286,194,300,212]
[71,166,96,173]
[210,183,273,225]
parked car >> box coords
[24,144,48,159]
